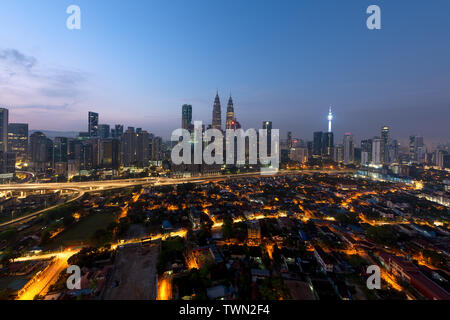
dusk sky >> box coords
[0,0,449,146]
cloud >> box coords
[0,49,36,70]
[0,48,88,112]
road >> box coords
[0,189,85,228]
[0,170,354,229]
[16,251,76,300]
[0,169,354,192]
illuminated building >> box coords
[333,144,343,163]
[247,221,261,245]
[322,132,334,158]
[263,121,273,157]
[226,95,235,129]
[289,147,308,163]
[381,126,389,164]
[102,138,120,170]
[212,92,222,131]
[327,107,333,133]
[53,137,68,164]
[8,123,28,160]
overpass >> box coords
[0,169,355,228]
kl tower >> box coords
[328,107,333,132]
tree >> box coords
[222,216,234,239]
[0,248,20,266]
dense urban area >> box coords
[0,96,449,300]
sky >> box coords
[0,0,449,147]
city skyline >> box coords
[1,1,449,144]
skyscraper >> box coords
[98,124,110,139]
[313,132,323,157]
[0,108,9,153]
[226,95,235,130]
[182,104,193,130]
[343,133,354,165]
[53,137,69,164]
[29,131,53,171]
[88,111,99,137]
[8,123,28,160]
[263,121,273,156]
[121,127,137,167]
[111,124,124,138]
[322,132,334,158]
[212,92,222,131]
[102,139,120,170]
[361,139,373,165]
[409,135,425,163]
[372,138,382,165]
[287,132,292,149]
[381,126,389,164]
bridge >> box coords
[0,169,355,228]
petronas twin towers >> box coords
[212,91,240,131]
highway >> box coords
[0,189,85,228]
[0,169,354,192]
[16,251,76,300]
[0,170,354,228]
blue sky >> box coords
[0,0,449,145]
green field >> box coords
[45,212,116,249]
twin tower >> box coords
[212,92,241,131]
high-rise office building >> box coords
[0,152,16,174]
[121,127,137,167]
[409,135,425,163]
[226,95,235,130]
[88,111,99,137]
[313,132,323,157]
[136,130,150,167]
[287,132,293,149]
[212,92,222,131]
[333,144,344,163]
[361,139,373,165]
[111,124,124,138]
[80,142,94,170]
[381,126,389,164]
[0,108,9,153]
[388,140,399,163]
[182,104,193,130]
[98,124,110,139]
[151,136,162,161]
[322,132,334,158]
[102,139,120,170]
[8,123,28,160]
[372,138,382,165]
[434,150,444,169]
[263,121,273,156]
[120,127,150,167]
[343,133,354,164]
[29,131,53,171]
[53,137,69,164]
